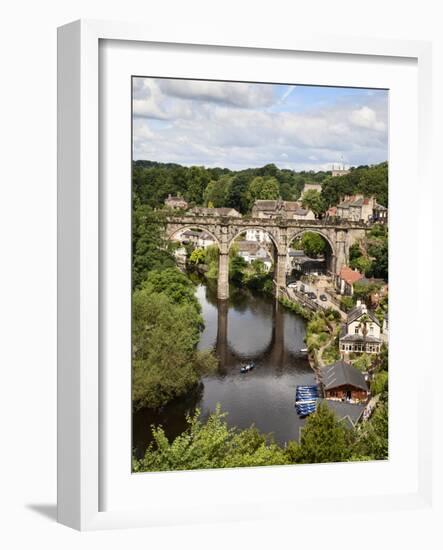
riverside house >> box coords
[339,301,382,355]
[320,360,369,403]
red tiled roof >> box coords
[339,266,364,285]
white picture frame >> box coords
[57,19,433,531]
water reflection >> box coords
[133,282,314,458]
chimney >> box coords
[356,300,362,307]
[361,304,367,313]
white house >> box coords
[236,240,273,271]
[178,229,215,248]
[245,228,272,244]
[339,301,382,354]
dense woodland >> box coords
[133,159,388,214]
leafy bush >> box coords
[340,296,355,312]
[371,371,388,395]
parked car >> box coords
[307,292,317,300]
[319,294,327,301]
[287,282,298,289]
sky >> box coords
[132,77,388,171]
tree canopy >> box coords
[301,189,325,216]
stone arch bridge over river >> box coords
[164,214,368,299]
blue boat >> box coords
[295,384,319,416]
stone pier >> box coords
[217,252,230,300]
[274,254,288,297]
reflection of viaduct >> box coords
[215,298,288,369]
[166,215,368,300]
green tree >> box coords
[290,402,353,464]
[225,173,251,214]
[203,175,232,207]
[371,371,388,395]
[352,403,388,460]
[132,206,176,289]
[132,290,217,409]
[353,353,373,372]
[186,166,210,204]
[340,295,355,312]
[140,268,202,313]
[229,255,247,284]
[189,247,206,265]
[301,189,325,216]
[301,232,326,257]
[204,244,220,279]
[247,176,280,208]
[353,281,382,305]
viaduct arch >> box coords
[164,215,367,300]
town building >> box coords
[187,206,242,218]
[335,265,364,296]
[382,313,389,342]
[331,167,350,177]
[236,240,272,271]
[164,194,188,210]
[320,360,369,402]
[178,229,215,248]
[251,199,315,220]
[245,228,272,244]
[339,301,382,354]
[297,399,365,441]
[301,182,322,196]
[356,277,388,307]
[288,250,326,275]
[326,194,388,223]
[372,203,388,224]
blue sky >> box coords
[132,78,388,171]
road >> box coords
[286,276,346,321]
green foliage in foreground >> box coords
[134,398,389,472]
[133,406,289,472]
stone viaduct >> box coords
[165,215,368,300]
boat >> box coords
[240,362,256,373]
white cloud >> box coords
[157,79,276,108]
[349,106,386,131]
[132,78,388,170]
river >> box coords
[132,281,315,458]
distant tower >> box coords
[331,155,350,177]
